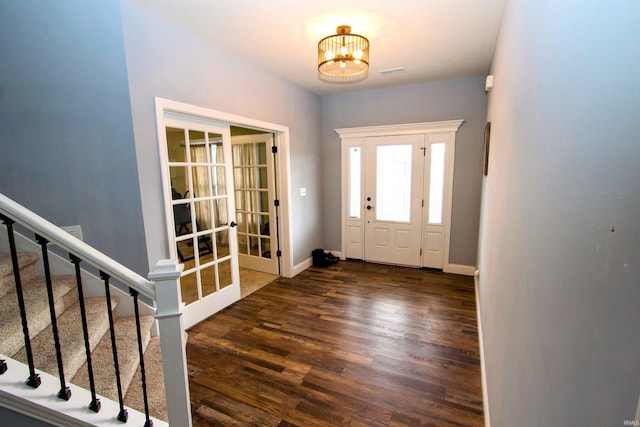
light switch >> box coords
[300,187,307,197]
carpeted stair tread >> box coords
[12,296,119,380]
[71,315,154,402]
[0,252,40,298]
[124,336,167,421]
[0,275,77,357]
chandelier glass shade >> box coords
[318,26,369,82]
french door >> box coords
[231,133,279,275]
[338,121,463,270]
[162,116,240,328]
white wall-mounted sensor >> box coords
[485,75,494,93]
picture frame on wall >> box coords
[483,121,491,176]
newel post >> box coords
[148,259,192,427]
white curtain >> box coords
[190,145,211,231]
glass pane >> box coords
[244,167,256,189]
[376,145,412,222]
[196,233,213,263]
[261,238,271,258]
[174,203,192,236]
[212,167,226,196]
[237,233,248,255]
[429,143,446,224]
[216,230,230,259]
[234,190,244,210]
[189,130,205,148]
[170,166,188,198]
[259,191,269,212]
[180,271,198,305]
[259,214,270,236]
[248,214,259,235]
[249,236,260,257]
[257,142,267,165]
[246,144,257,166]
[213,198,228,227]
[200,264,217,297]
[191,166,211,198]
[233,167,244,189]
[258,167,268,189]
[218,259,232,290]
[210,133,224,163]
[194,200,211,231]
[166,127,186,162]
[349,147,361,219]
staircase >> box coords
[0,251,167,423]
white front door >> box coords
[231,133,279,275]
[364,134,425,266]
[338,120,463,271]
[162,117,240,328]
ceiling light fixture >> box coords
[318,25,369,83]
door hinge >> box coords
[421,147,427,156]
[421,199,424,208]
[420,248,423,256]
[276,250,282,257]
[272,146,278,154]
[274,199,280,207]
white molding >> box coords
[0,356,167,427]
[475,270,491,427]
[292,256,313,276]
[336,120,464,138]
[154,98,293,278]
[444,263,476,276]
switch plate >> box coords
[300,187,307,197]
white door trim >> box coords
[337,120,463,272]
[154,97,293,278]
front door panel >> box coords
[364,134,425,266]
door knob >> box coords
[230,221,237,228]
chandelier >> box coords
[318,26,369,83]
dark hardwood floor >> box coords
[186,260,483,426]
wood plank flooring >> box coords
[186,261,483,426]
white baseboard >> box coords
[291,256,313,277]
[475,270,491,427]
[445,263,476,276]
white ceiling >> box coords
[130,0,505,95]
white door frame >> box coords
[155,97,294,278]
[337,120,463,272]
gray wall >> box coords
[120,3,323,268]
[0,0,148,274]
[321,77,487,266]
[479,1,640,425]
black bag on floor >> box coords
[312,249,338,267]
